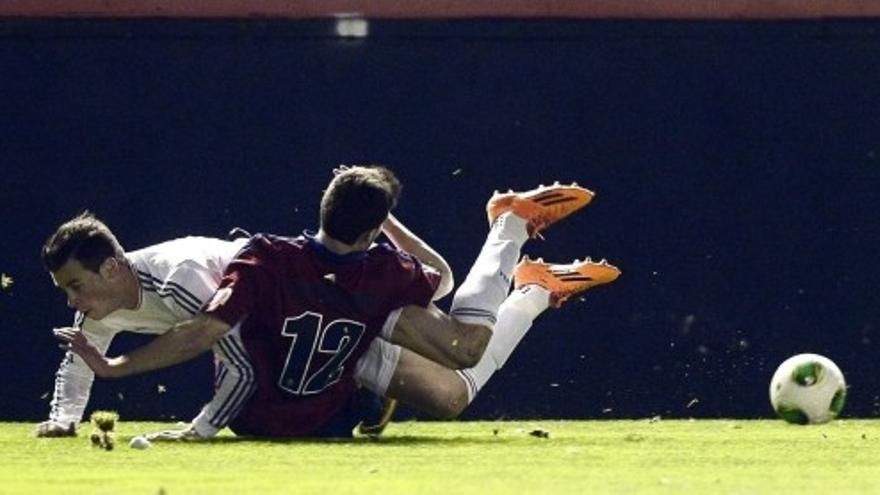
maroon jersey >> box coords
[205,232,440,436]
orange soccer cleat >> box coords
[514,256,621,307]
[486,182,594,238]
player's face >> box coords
[51,258,123,320]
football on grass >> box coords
[769,353,846,425]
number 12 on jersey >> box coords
[278,311,366,395]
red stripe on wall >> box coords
[1,0,879,20]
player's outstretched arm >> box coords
[54,314,231,378]
[38,323,115,438]
[381,213,454,300]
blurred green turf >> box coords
[3,419,879,494]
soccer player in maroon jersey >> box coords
[56,165,619,438]
[198,167,445,436]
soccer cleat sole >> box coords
[486,182,594,238]
[514,256,621,307]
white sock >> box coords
[455,285,551,402]
[450,213,528,328]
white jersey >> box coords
[49,236,254,437]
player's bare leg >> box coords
[389,183,593,369]
[385,347,470,419]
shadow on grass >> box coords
[143,435,509,447]
[211,434,502,446]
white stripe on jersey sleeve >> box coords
[190,322,256,437]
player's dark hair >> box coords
[320,165,401,245]
[41,211,124,273]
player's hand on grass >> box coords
[145,425,205,442]
[35,420,76,437]
[53,327,114,377]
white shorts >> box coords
[353,308,402,396]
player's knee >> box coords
[450,322,491,369]
[428,384,469,419]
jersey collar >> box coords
[124,254,144,311]
[302,230,370,264]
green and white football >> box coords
[769,353,847,424]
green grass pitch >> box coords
[3,419,880,494]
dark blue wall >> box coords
[1,19,878,421]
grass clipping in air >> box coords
[89,410,118,451]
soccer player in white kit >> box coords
[44,169,620,438]
[38,231,255,437]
